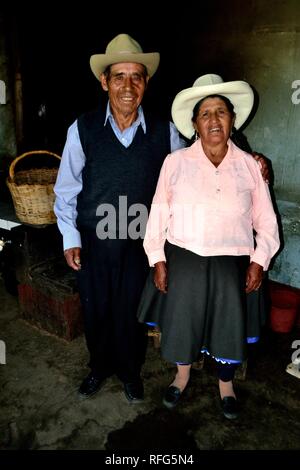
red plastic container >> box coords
[270,288,299,333]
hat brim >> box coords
[90,52,160,80]
[171,81,254,139]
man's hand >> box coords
[245,261,263,293]
[153,261,168,294]
[64,247,82,271]
[252,152,270,183]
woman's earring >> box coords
[193,130,199,142]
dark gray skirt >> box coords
[137,242,266,364]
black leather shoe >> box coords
[123,380,144,403]
[163,385,182,409]
[221,396,239,419]
[78,373,105,399]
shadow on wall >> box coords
[234,85,284,272]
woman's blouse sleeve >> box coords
[143,155,173,266]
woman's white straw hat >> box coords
[90,33,160,80]
[171,74,254,139]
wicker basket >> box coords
[6,150,61,225]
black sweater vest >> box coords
[76,107,170,234]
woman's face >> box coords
[194,97,234,145]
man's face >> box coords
[100,62,149,117]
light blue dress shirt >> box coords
[54,104,186,250]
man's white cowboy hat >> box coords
[90,33,160,80]
[171,74,254,139]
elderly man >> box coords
[54,34,185,402]
[54,33,269,403]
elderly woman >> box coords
[137,74,280,419]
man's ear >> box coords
[100,73,108,91]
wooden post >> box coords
[6,13,24,151]
[235,360,248,381]
[147,326,161,349]
[14,71,23,148]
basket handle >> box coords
[9,150,61,181]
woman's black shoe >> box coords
[163,385,182,409]
[221,396,239,419]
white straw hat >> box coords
[171,74,254,139]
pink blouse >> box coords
[144,139,280,270]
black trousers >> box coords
[77,231,149,383]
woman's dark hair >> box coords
[191,94,235,124]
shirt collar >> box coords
[104,102,146,133]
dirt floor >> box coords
[0,275,300,460]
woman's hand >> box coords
[64,247,82,271]
[245,261,263,293]
[252,152,270,183]
[154,261,168,294]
